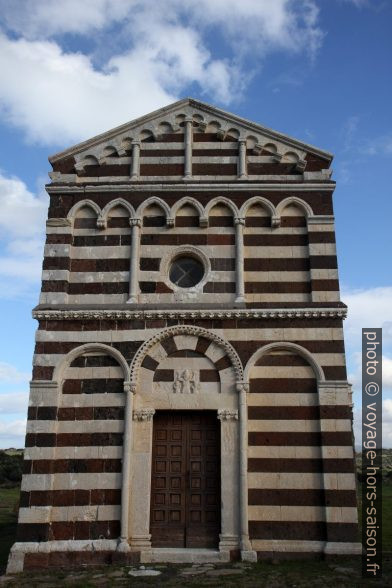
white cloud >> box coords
[0,172,46,295]
[0,419,26,449]
[0,392,29,414]
[342,286,392,348]
[0,362,30,383]
[0,0,323,145]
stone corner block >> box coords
[241,550,258,563]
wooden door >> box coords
[150,411,221,548]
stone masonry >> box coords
[7,98,361,572]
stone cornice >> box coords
[32,307,347,321]
[45,182,335,194]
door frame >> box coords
[129,406,240,555]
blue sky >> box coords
[0,0,391,448]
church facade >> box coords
[8,99,361,571]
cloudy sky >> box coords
[0,0,391,448]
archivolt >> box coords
[53,343,130,384]
[244,341,325,382]
[130,325,243,383]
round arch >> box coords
[53,343,130,384]
[244,341,325,382]
[205,197,239,217]
[130,325,243,383]
[276,196,314,219]
[66,199,102,221]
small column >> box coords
[238,139,247,179]
[130,140,141,180]
[183,116,193,180]
[236,381,257,561]
[118,381,136,552]
[217,409,240,552]
[129,408,156,553]
[128,218,141,304]
[234,217,246,303]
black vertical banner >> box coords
[362,328,382,578]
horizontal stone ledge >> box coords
[32,307,347,320]
[46,182,336,193]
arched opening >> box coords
[126,326,243,556]
[245,343,327,549]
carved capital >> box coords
[271,215,281,228]
[217,409,238,421]
[133,408,156,421]
[199,216,208,228]
[236,381,249,394]
[295,159,307,172]
[272,153,283,163]
[253,143,263,155]
[217,129,226,141]
[97,216,107,230]
[129,217,141,228]
[166,217,175,227]
[234,217,246,226]
[124,381,137,394]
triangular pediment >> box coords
[50,98,332,164]
[48,98,334,183]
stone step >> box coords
[141,548,230,564]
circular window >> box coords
[169,256,204,288]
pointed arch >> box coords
[67,199,101,221]
[53,343,130,384]
[244,341,325,382]
[136,196,171,220]
[171,196,205,219]
[239,196,276,219]
[276,196,314,219]
[100,198,136,221]
[205,197,239,217]
[130,325,243,384]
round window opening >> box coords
[169,256,204,288]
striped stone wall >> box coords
[8,100,359,571]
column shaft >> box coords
[238,139,247,179]
[183,117,193,179]
[119,383,135,550]
[128,218,141,303]
[131,141,140,180]
[234,217,245,303]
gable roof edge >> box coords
[49,97,333,164]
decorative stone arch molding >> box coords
[130,324,243,384]
[66,199,102,222]
[204,196,239,218]
[244,341,325,383]
[239,196,278,227]
[136,196,172,226]
[53,342,130,386]
[120,325,254,561]
[170,196,207,227]
[276,195,314,220]
[98,198,136,229]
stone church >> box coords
[8,98,361,572]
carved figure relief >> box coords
[173,369,200,393]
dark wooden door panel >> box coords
[150,411,220,548]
